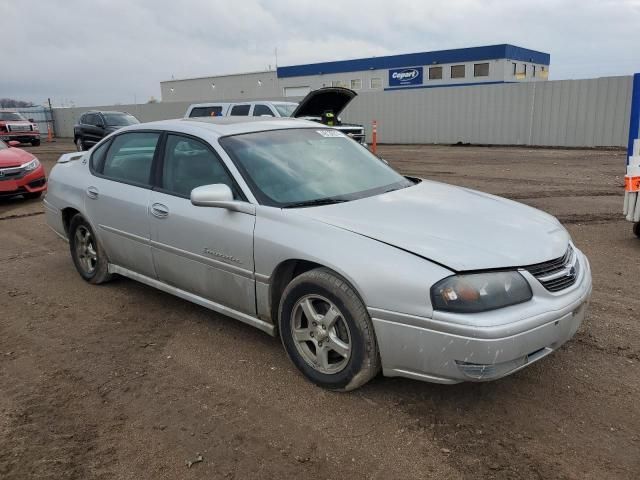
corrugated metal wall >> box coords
[341,75,632,147]
[53,75,632,147]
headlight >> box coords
[431,271,532,313]
[22,158,40,171]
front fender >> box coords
[253,206,453,321]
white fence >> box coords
[52,75,633,147]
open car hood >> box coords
[291,87,357,118]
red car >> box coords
[0,140,47,199]
[0,111,40,146]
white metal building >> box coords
[160,44,550,102]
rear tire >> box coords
[278,268,380,391]
[69,214,113,284]
[31,139,41,146]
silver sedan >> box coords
[44,117,592,390]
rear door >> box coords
[84,131,161,278]
[148,133,256,314]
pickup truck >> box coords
[184,87,366,145]
[0,111,40,146]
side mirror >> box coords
[8,140,21,147]
[190,184,255,215]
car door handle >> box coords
[150,203,169,218]
[86,186,99,199]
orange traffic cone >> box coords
[47,123,54,142]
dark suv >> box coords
[74,111,139,151]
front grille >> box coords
[524,246,579,292]
[334,127,366,144]
[7,124,31,132]
[0,166,25,181]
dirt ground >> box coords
[1,140,638,479]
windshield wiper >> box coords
[283,197,350,208]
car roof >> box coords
[124,116,321,137]
[188,101,297,107]
[84,110,132,114]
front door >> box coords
[149,133,256,315]
[84,131,161,278]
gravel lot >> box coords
[1,140,638,479]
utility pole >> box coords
[47,97,56,137]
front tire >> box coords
[68,215,113,284]
[31,139,41,146]
[278,268,380,391]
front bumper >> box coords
[0,132,40,143]
[0,165,47,197]
[371,251,592,384]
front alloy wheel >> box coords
[279,268,380,391]
[291,295,352,374]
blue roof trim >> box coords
[384,80,515,91]
[628,73,640,161]
[277,44,550,78]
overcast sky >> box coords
[2,0,639,107]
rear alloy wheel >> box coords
[75,137,85,151]
[279,268,380,391]
[69,215,113,284]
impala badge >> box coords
[203,248,241,264]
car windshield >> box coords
[0,112,27,121]
[220,128,413,207]
[273,103,298,117]
[102,113,139,126]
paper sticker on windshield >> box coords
[316,130,344,138]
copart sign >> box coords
[388,67,423,87]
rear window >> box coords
[189,106,223,118]
[102,132,160,186]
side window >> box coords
[252,104,274,117]
[230,105,250,116]
[90,139,111,172]
[86,113,102,126]
[190,106,223,118]
[102,132,160,186]
[161,134,240,199]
